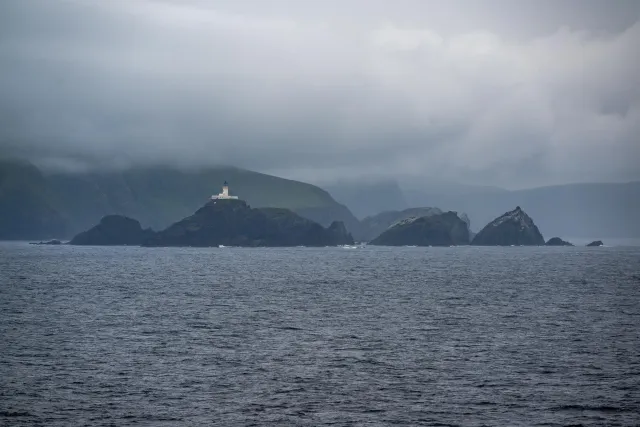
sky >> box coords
[0,0,639,189]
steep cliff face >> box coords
[70,215,154,245]
[142,199,354,247]
[471,206,545,246]
[292,204,363,241]
[369,212,470,246]
[0,159,68,239]
[326,221,355,246]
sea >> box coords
[1,241,639,426]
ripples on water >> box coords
[1,242,639,426]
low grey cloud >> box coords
[1,0,639,188]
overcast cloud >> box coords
[1,0,639,188]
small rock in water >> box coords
[29,239,62,245]
[586,240,604,247]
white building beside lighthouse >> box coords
[211,181,239,200]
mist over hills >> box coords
[2,0,640,243]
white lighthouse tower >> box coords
[211,181,239,200]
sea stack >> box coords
[471,206,545,246]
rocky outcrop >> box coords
[70,215,154,245]
[545,237,574,246]
[360,207,443,241]
[29,239,63,245]
[293,204,364,242]
[143,199,353,247]
[471,206,545,246]
[369,212,470,246]
[586,240,604,247]
[326,221,355,246]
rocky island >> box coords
[471,206,545,246]
[70,215,155,245]
[369,212,469,246]
[360,207,443,242]
[545,237,574,246]
[586,240,604,247]
[143,199,353,247]
[69,190,354,248]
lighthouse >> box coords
[211,181,239,200]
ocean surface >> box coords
[1,242,639,426]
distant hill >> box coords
[0,159,68,239]
[399,179,507,208]
[402,181,640,238]
[321,179,408,219]
[0,159,361,240]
